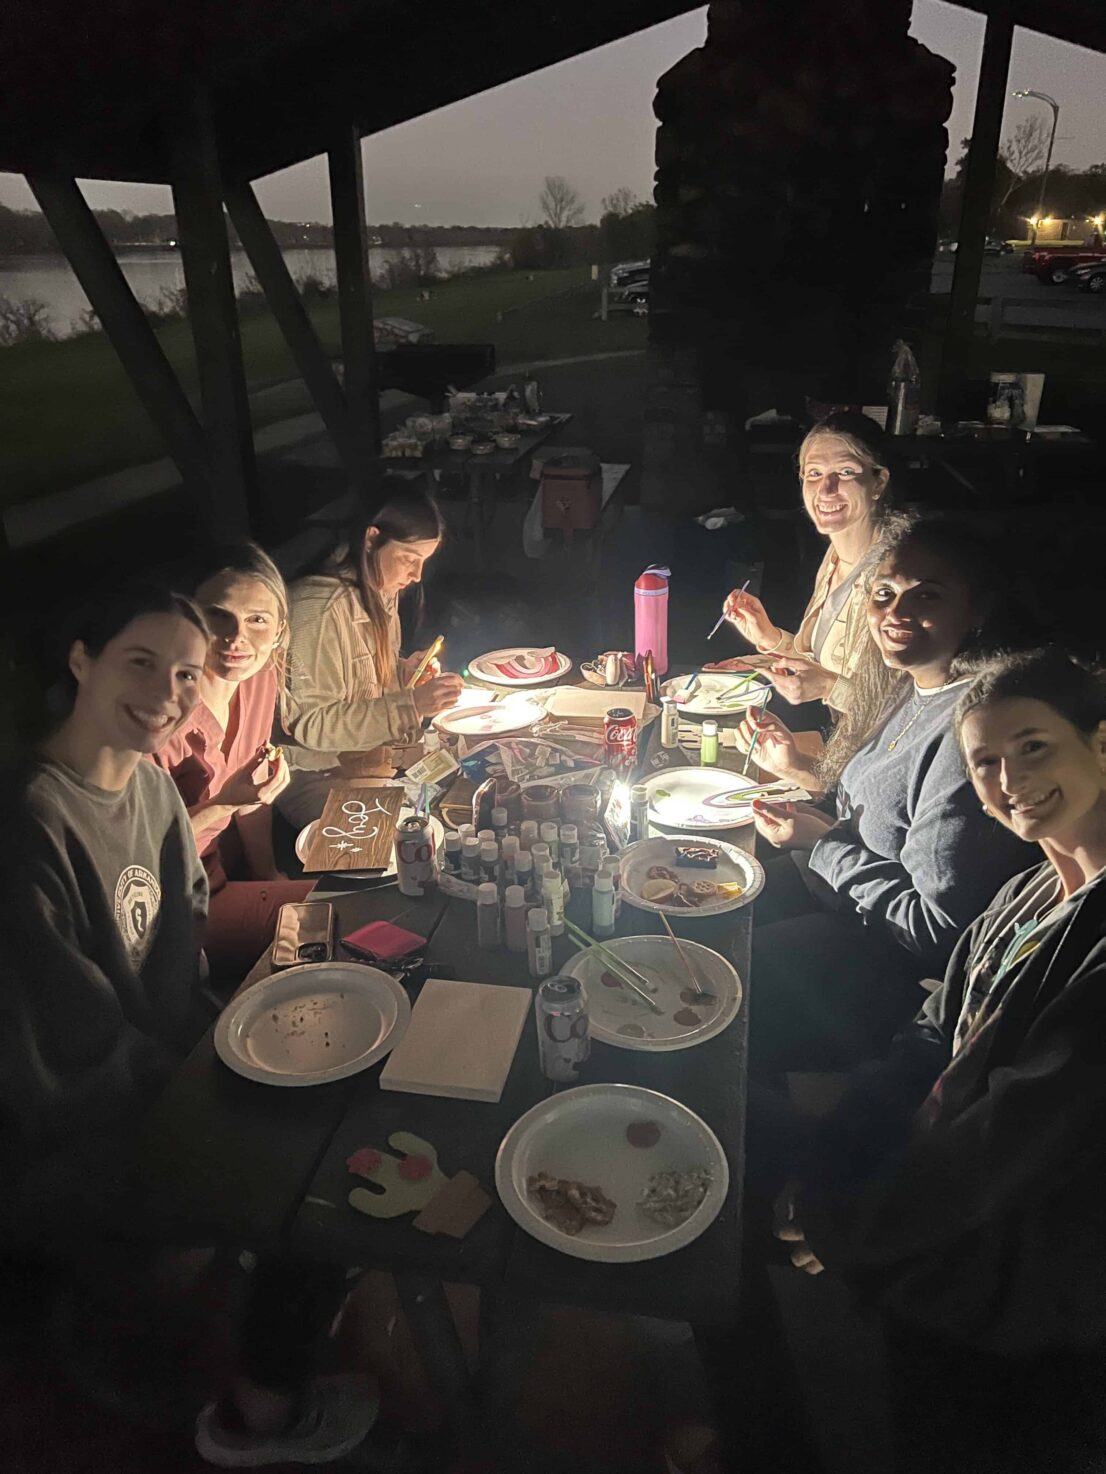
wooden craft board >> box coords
[380,978,531,1103]
[303,785,405,873]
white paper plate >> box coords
[618,835,765,918]
[469,646,573,687]
[644,770,761,831]
[661,671,771,718]
[560,935,742,1051]
[432,699,544,737]
[214,962,411,1086]
[496,1084,728,1262]
[296,811,445,879]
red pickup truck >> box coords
[1022,247,1106,284]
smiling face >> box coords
[867,542,977,686]
[69,612,207,755]
[962,696,1106,846]
[194,572,284,684]
[366,531,441,598]
[799,434,888,538]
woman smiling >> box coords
[150,544,314,977]
[776,649,1106,1472]
[747,516,1033,1073]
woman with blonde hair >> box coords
[278,481,463,828]
[151,542,314,976]
[710,411,893,721]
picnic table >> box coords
[137,682,759,1434]
[381,413,573,568]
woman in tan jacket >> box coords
[712,411,892,713]
[277,484,463,828]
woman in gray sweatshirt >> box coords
[747,518,1033,1073]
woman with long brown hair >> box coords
[278,482,463,828]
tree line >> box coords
[939,125,1106,240]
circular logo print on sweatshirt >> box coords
[114,865,162,961]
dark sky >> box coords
[1,2,1103,225]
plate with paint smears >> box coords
[660,671,771,717]
[560,935,742,1051]
[644,769,759,831]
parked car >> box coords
[1069,261,1106,294]
[1022,247,1106,285]
[610,277,649,308]
[984,237,1015,255]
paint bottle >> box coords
[530,841,551,875]
[477,828,495,845]
[661,695,679,750]
[527,907,553,979]
[504,884,528,953]
[559,823,581,887]
[480,841,500,887]
[542,872,566,938]
[592,871,616,939]
[540,822,560,865]
[515,849,538,904]
[501,835,520,887]
[461,836,482,883]
[519,820,539,852]
[700,719,719,766]
[491,806,509,844]
[457,823,476,843]
[629,784,650,843]
[443,832,463,877]
[477,882,500,949]
[601,855,623,921]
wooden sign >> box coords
[303,785,405,873]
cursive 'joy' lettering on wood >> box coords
[304,786,405,873]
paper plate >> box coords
[661,671,771,718]
[495,1084,728,1263]
[214,962,411,1086]
[644,770,761,831]
[560,934,742,1051]
[432,698,544,737]
[296,811,445,879]
[618,835,765,918]
[469,647,573,687]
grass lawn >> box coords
[0,267,645,506]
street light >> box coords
[1012,89,1060,245]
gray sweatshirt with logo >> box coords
[808,682,1033,972]
[0,758,209,1247]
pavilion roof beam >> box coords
[224,180,373,496]
[171,89,259,542]
[24,173,215,508]
[940,0,1015,411]
[328,126,381,475]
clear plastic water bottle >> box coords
[888,340,921,436]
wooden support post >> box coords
[171,90,258,541]
[328,128,381,470]
[940,1,1014,412]
[224,181,372,495]
[26,174,213,504]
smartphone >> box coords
[271,901,334,968]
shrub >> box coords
[0,296,57,346]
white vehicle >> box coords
[610,258,650,285]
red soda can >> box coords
[604,707,638,773]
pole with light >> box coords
[1011,89,1059,245]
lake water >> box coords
[0,245,503,335]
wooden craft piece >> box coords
[413,1170,492,1239]
[303,785,404,873]
[345,1134,492,1238]
[346,1132,448,1219]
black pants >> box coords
[749,855,928,1075]
[884,1316,1106,1473]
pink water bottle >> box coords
[634,565,670,677]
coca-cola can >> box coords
[603,706,638,774]
[395,813,437,897]
[536,975,591,1083]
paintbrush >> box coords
[406,635,444,689]
[656,912,711,1002]
[563,920,664,1014]
[707,579,750,641]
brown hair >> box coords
[956,648,1106,749]
[327,481,444,687]
[192,541,290,685]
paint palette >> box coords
[560,935,742,1051]
[469,647,572,687]
[643,769,761,831]
[660,671,771,717]
[432,698,544,737]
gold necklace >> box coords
[886,693,926,751]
